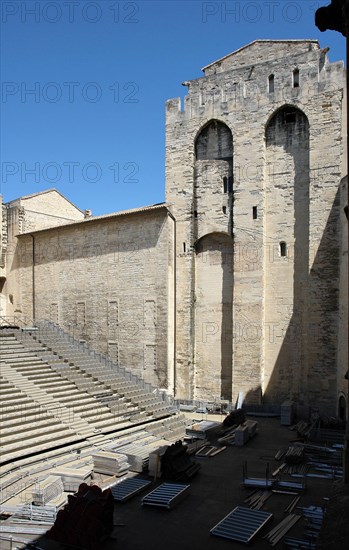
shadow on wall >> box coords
[264,186,340,414]
[263,105,310,405]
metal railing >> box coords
[25,319,172,405]
[0,315,35,329]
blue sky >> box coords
[1,0,346,215]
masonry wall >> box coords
[0,196,7,316]
[166,41,346,413]
[3,190,84,319]
[17,209,174,389]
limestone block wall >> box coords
[3,190,84,319]
[166,40,346,412]
[7,189,85,232]
[17,208,175,389]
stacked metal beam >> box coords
[264,513,301,546]
[298,505,324,538]
[244,490,272,510]
[210,506,273,544]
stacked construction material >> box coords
[235,425,250,446]
[50,467,92,492]
[92,451,129,476]
[265,513,301,546]
[47,483,114,550]
[281,401,295,426]
[113,444,150,473]
[32,476,64,506]
[244,490,272,510]
[12,503,57,523]
[234,420,258,446]
[246,420,258,438]
[195,445,226,458]
[285,446,305,464]
[149,445,168,478]
[299,505,324,538]
[161,441,200,481]
[186,420,221,440]
[217,426,238,445]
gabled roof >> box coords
[19,203,170,236]
[201,39,320,72]
[6,188,84,214]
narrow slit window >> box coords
[293,68,299,88]
[194,210,198,218]
[268,74,274,93]
[223,177,228,193]
[252,206,257,220]
[222,206,227,214]
[280,241,287,257]
[183,242,186,253]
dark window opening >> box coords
[194,210,198,218]
[293,69,300,88]
[222,206,227,214]
[223,177,228,193]
[183,243,186,253]
[268,74,274,93]
[283,110,296,124]
[253,206,257,220]
[280,241,287,257]
[0,277,6,293]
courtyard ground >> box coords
[1,416,347,550]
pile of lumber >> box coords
[92,451,129,476]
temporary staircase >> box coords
[0,323,187,471]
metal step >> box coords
[210,506,273,544]
[111,478,152,502]
[141,482,190,509]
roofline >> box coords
[18,203,170,236]
[5,188,84,214]
[201,39,320,72]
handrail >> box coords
[32,319,170,404]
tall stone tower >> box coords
[165,40,347,413]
